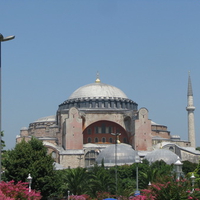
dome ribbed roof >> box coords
[69,82,128,100]
[96,143,136,166]
[144,149,178,165]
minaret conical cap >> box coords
[187,71,193,96]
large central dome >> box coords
[69,80,128,100]
[58,77,137,111]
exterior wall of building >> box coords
[134,108,152,151]
[46,146,59,163]
[59,153,84,168]
[83,112,132,130]
[59,113,68,148]
[151,125,170,139]
[64,107,83,150]
[16,135,31,143]
[152,139,191,148]
[181,150,200,163]
[24,121,58,139]
[20,129,29,137]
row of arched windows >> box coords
[87,137,111,143]
[87,126,120,134]
[87,137,127,143]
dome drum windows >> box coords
[59,97,138,111]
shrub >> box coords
[0,180,42,200]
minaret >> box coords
[186,72,196,148]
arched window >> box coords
[169,146,174,152]
[102,123,106,133]
[102,137,106,143]
[52,151,56,159]
[85,150,99,167]
[95,138,99,143]
[88,137,91,143]
[87,128,91,135]
[109,138,113,143]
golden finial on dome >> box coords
[95,71,101,83]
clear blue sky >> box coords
[1,1,200,149]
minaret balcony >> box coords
[186,106,195,111]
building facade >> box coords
[16,75,199,168]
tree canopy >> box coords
[2,137,57,200]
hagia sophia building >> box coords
[16,73,200,169]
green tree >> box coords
[196,147,200,151]
[64,167,89,195]
[2,137,57,200]
[182,160,197,175]
[140,167,159,188]
[88,164,115,197]
[139,160,173,188]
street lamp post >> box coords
[0,33,15,182]
[27,173,32,192]
[135,154,141,196]
[111,132,121,194]
[174,157,183,180]
[68,190,70,200]
[190,173,195,192]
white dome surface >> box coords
[96,143,136,166]
[69,82,128,100]
[144,149,178,165]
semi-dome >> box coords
[144,149,178,165]
[69,80,128,100]
[34,115,56,123]
[96,143,136,166]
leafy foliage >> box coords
[2,137,56,199]
[88,164,115,197]
[195,147,200,151]
[65,167,89,195]
[139,160,173,188]
[133,177,200,200]
[3,140,200,199]
[182,160,197,175]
